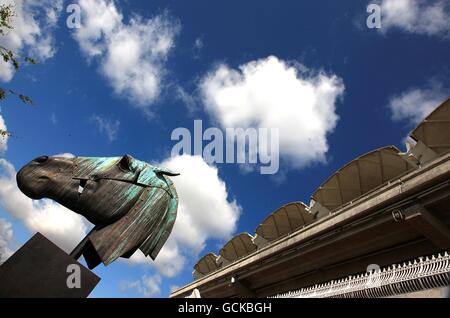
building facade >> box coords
[171,98,450,298]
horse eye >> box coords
[34,156,49,163]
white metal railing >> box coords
[272,251,450,298]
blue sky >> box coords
[0,0,449,297]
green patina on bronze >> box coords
[16,155,179,269]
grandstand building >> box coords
[171,98,450,298]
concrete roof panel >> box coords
[411,98,450,155]
[256,202,314,241]
[194,253,219,275]
[311,146,412,211]
[219,233,257,262]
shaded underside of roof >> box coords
[411,97,450,155]
[194,253,219,275]
[311,146,413,211]
[219,233,257,262]
[256,202,314,241]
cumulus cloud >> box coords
[0,218,14,264]
[0,0,63,81]
[128,155,241,278]
[0,114,8,153]
[73,0,180,109]
[378,0,450,38]
[0,158,90,252]
[388,82,447,125]
[199,56,344,169]
[119,274,162,297]
[90,114,120,142]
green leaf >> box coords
[12,58,19,70]
[1,52,8,63]
[25,57,38,64]
[0,5,36,107]
[19,94,33,105]
[0,4,14,35]
[0,129,11,137]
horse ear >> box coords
[136,165,179,188]
[154,167,180,177]
[118,155,132,171]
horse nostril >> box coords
[34,156,49,164]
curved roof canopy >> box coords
[311,146,412,211]
[410,97,450,155]
[256,202,314,241]
[194,253,220,275]
[219,233,257,262]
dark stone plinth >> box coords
[0,232,100,298]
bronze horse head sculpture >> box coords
[16,155,179,269]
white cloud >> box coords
[0,114,8,152]
[193,37,204,60]
[0,158,90,252]
[199,56,345,169]
[90,114,120,142]
[71,0,122,57]
[194,38,204,50]
[0,0,63,81]
[73,0,180,109]
[53,152,76,158]
[379,0,450,38]
[120,274,162,298]
[128,155,241,279]
[388,83,447,125]
[175,85,197,113]
[169,284,180,294]
[150,241,186,278]
[0,218,14,264]
[50,113,58,125]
